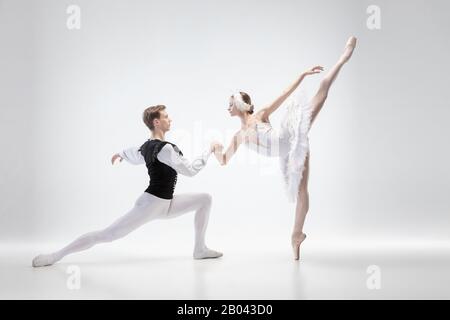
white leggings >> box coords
[51,192,212,262]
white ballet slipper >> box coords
[32,254,56,267]
[193,248,223,260]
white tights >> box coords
[32,192,220,267]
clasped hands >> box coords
[210,141,224,154]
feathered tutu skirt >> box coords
[278,90,314,203]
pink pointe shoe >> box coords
[340,36,357,63]
[291,233,307,261]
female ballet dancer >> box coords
[32,105,222,267]
[212,36,357,260]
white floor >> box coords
[1,239,450,299]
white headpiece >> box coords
[232,92,252,112]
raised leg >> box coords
[309,36,357,126]
[32,193,170,267]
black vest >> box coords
[138,139,183,200]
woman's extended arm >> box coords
[257,66,323,121]
[213,131,244,166]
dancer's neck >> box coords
[239,112,252,128]
[151,129,165,141]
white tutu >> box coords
[279,90,313,203]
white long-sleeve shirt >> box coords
[118,142,211,177]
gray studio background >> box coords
[1,0,449,252]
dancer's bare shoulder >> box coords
[251,112,271,127]
[254,109,266,121]
[254,108,274,124]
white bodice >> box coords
[243,122,288,157]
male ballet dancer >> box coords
[32,105,222,267]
